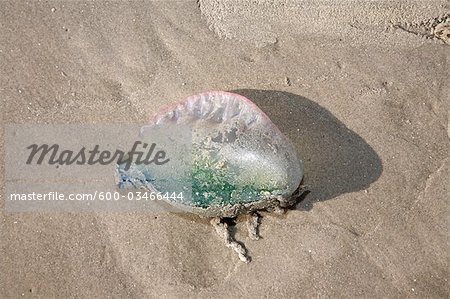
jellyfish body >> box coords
[118,91,304,218]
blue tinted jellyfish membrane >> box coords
[117,91,306,263]
[116,162,156,189]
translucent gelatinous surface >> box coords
[117,91,303,216]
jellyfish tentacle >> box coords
[211,217,250,263]
[247,212,261,240]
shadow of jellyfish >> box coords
[232,89,383,211]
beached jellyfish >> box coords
[117,91,305,262]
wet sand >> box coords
[1,1,449,298]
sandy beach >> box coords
[1,1,449,298]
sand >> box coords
[1,1,449,298]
